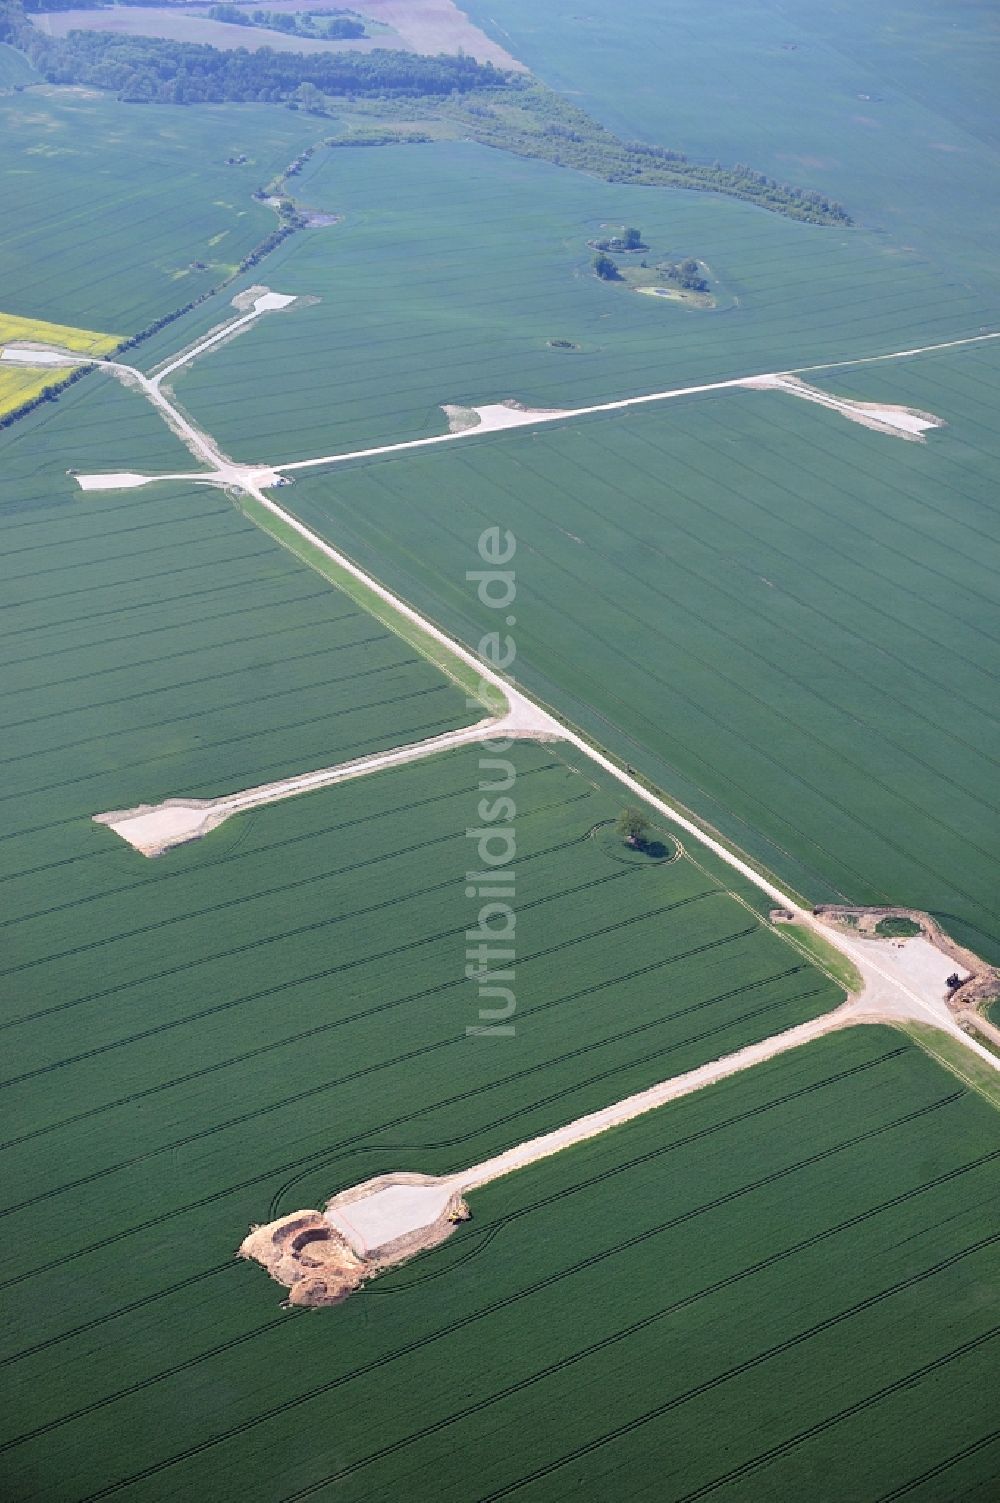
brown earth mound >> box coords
[239,1188,472,1307]
[238,1212,366,1307]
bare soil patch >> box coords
[815,904,998,1011]
[230,284,271,313]
[239,1212,366,1306]
[442,402,481,433]
[327,1,524,67]
[746,373,944,441]
[240,1178,471,1306]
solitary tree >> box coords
[616,807,650,846]
[623,226,643,249]
[293,81,327,115]
[593,251,618,280]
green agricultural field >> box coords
[280,339,1000,958]
[0,377,478,855]
[160,136,993,460]
[0,89,320,331]
[0,8,998,1497]
[466,0,1000,305]
[0,743,841,1189]
[0,362,201,502]
[3,1023,997,1500]
[0,739,844,1498]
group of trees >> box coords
[326,127,433,147]
[659,257,708,292]
[593,244,709,292]
[616,808,650,846]
[205,7,367,41]
[592,250,620,280]
[593,225,644,252]
[450,82,852,227]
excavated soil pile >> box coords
[238,1212,366,1307]
[239,1188,473,1307]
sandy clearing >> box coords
[745,372,944,441]
[75,472,160,492]
[335,0,525,68]
[859,405,940,435]
[93,797,217,856]
[326,1179,459,1256]
[834,933,965,1023]
[275,331,1000,476]
[93,706,563,855]
[1,346,83,367]
[74,465,283,493]
[252,291,297,313]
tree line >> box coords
[205,7,368,41]
[449,82,852,227]
[0,3,512,103]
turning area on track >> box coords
[93,699,562,856]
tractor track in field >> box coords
[2,1045,916,1370]
[5,1131,994,1460]
[0,921,768,1222]
[66,1146,1000,1500]
[0,854,690,1039]
[0,967,878,1302]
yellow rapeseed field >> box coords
[0,311,120,356]
[0,364,76,417]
